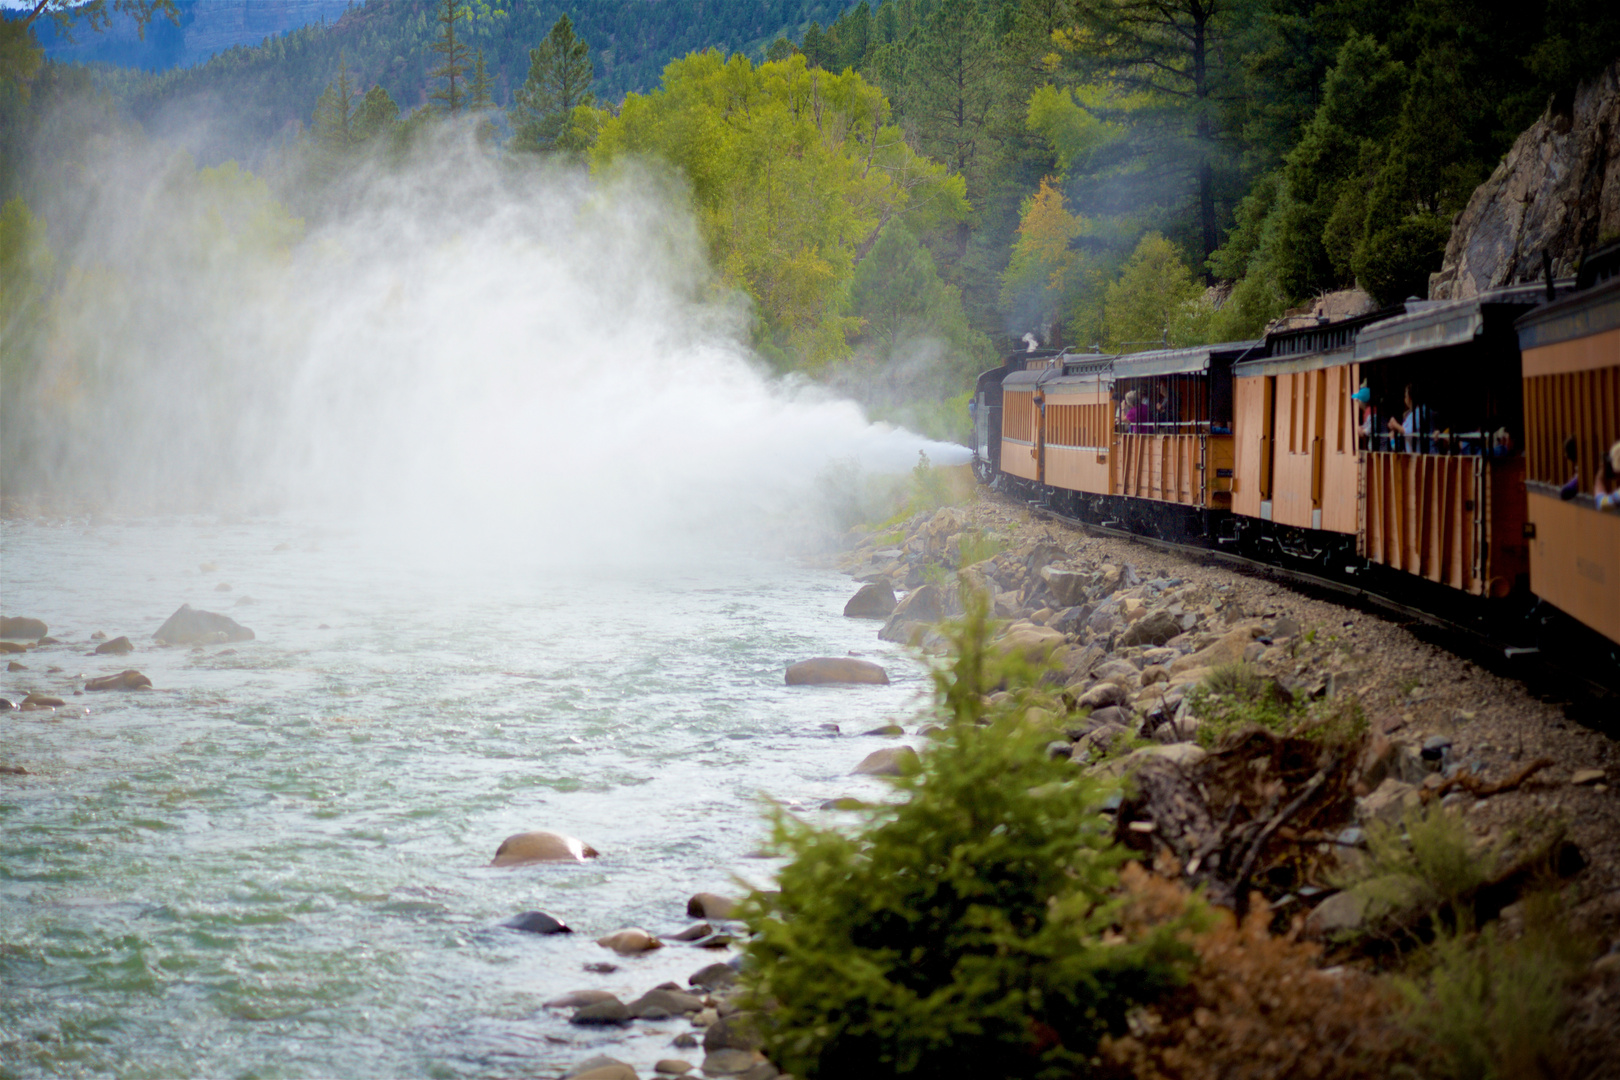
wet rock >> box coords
[689,961,739,990]
[673,1033,699,1049]
[22,693,65,707]
[784,657,889,686]
[0,765,28,775]
[703,1011,763,1052]
[547,989,621,1008]
[878,584,947,644]
[153,604,254,645]
[501,910,571,935]
[596,928,662,954]
[820,797,865,810]
[629,989,704,1017]
[7,661,24,672]
[687,892,737,920]
[863,723,904,736]
[843,582,897,619]
[0,617,47,640]
[851,746,919,776]
[84,670,152,691]
[565,1055,637,1077]
[654,1060,693,1075]
[1119,609,1181,648]
[0,641,27,654]
[700,1050,762,1076]
[669,922,714,942]
[572,1067,638,1080]
[490,830,599,865]
[0,698,14,709]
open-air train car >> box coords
[1352,290,1537,597]
[1109,341,1260,533]
[1517,242,1620,643]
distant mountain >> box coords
[49,0,858,166]
[27,0,358,72]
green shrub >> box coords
[741,593,1194,1079]
[955,527,1005,569]
[1400,907,1586,1080]
[1187,662,1367,749]
[1186,662,1299,745]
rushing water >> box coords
[0,518,931,1079]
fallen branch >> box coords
[1420,756,1554,804]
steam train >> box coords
[972,242,1620,656]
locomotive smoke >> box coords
[8,130,968,566]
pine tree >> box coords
[311,52,357,171]
[468,48,494,111]
[509,15,595,154]
[427,0,470,116]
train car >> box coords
[994,351,1073,491]
[1038,352,1115,511]
[1107,341,1261,536]
[971,349,1058,484]
[1516,241,1620,644]
[1229,311,1391,562]
[1352,288,1538,597]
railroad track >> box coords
[1014,497,1620,717]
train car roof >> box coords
[1355,285,1544,362]
[1112,340,1263,377]
[1515,272,1620,351]
[1234,305,1409,376]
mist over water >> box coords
[10,134,968,566]
[1,132,971,1078]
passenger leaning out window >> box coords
[1385,384,1432,452]
[1597,441,1620,512]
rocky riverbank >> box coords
[832,491,1620,1075]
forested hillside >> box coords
[3,0,1619,450]
[90,0,864,161]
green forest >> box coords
[4,0,1620,445]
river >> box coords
[0,516,930,1079]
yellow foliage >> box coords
[590,51,965,369]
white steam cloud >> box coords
[11,132,969,564]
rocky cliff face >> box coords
[1430,58,1620,300]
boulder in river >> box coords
[84,670,152,692]
[563,1056,637,1078]
[0,641,26,654]
[94,636,133,655]
[0,617,47,640]
[501,910,571,935]
[595,927,662,954]
[785,657,889,686]
[851,745,920,776]
[490,830,599,865]
[843,581,897,619]
[569,998,631,1026]
[153,604,255,646]
[23,692,65,707]
[686,892,737,920]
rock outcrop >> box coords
[1431,58,1620,299]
